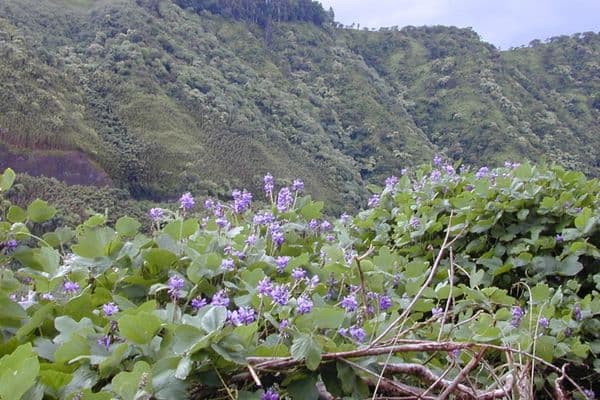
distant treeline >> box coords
[173,0,333,27]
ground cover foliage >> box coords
[0,159,599,399]
[0,0,598,210]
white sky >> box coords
[318,0,600,49]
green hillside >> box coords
[0,0,598,212]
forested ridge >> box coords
[0,0,598,216]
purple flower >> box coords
[340,213,351,224]
[41,293,54,301]
[179,192,195,211]
[257,277,273,297]
[275,256,291,273]
[320,220,332,231]
[555,234,564,243]
[296,295,314,314]
[432,306,444,317]
[279,319,289,332]
[291,268,306,280]
[574,305,582,321]
[341,294,358,312]
[191,297,207,310]
[269,224,285,247]
[538,317,549,329]
[443,164,455,175]
[168,275,185,299]
[349,326,366,342]
[97,335,111,350]
[232,189,252,213]
[511,306,524,328]
[409,217,420,229]
[385,175,399,190]
[264,173,274,195]
[2,239,18,254]
[276,187,294,212]
[430,170,441,183]
[220,258,235,272]
[368,194,380,208]
[216,216,230,229]
[204,198,215,210]
[326,234,335,242]
[102,303,119,317]
[308,275,320,288]
[149,208,164,221]
[292,179,304,192]
[450,349,461,359]
[583,389,595,400]
[211,290,230,307]
[475,166,489,179]
[63,280,80,295]
[308,219,319,230]
[433,154,442,166]
[261,388,279,400]
[379,295,393,311]
[245,234,257,246]
[269,284,290,306]
[253,212,275,225]
[228,306,256,326]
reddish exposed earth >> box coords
[0,143,112,187]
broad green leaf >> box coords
[535,336,556,362]
[115,216,141,237]
[119,313,162,344]
[72,227,117,258]
[291,334,322,370]
[295,306,345,330]
[7,205,26,223]
[0,343,40,400]
[300,201,324,219]
[112,361,152,400]
[27,199,57,223]
[0,168,16,191]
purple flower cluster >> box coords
[2,239,18,253]
[339,325,366,343]
[296,295,314,314]
[433,154,442,166]
[227,306,256,326]
[274,256,290,273]
[430,169,441,183]
[409,217,420,229]
[368,194,380,208]
[220,258,235,272]
[204,198,215,210]
[276,187,294,212]
[269,224,285,247]
[269,284,290,306]
[179,192,195,211]
[379,295,393,311]
[63,280,80,295]
[264,173,274,196]
[340,213,352,224]
[261,388,279,400]
[168,275,185,299]
[320,220,332,231]
[432,306,444,317]
[232,189,252,213]
[191,297,208,310]
[102,302,119,317]
[253,212,275,225]
[245,234,257,246]
[291,268,306,280]
[341,294,358,312]
[97,335,112,350]
[583,389,595,400]
[257,277,273,297]
[538,317,549,329]
[511,306,524,328]
[211,290,230,307]
[475,166,489,179]
[574,305,582,321]
[292,179,304,192]
[149,208,164,221]
[385,175,399,190]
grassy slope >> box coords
[0,0,598,211]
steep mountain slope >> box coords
[0,0,598,211]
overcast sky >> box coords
[318,0,600,49]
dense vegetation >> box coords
[0,0,598,213]
[0,160,598,399]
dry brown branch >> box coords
[438,348,487,400]
[555,364,569,400]
[354,245,374,316]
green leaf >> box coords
[0,296,28,327]
[119,312,162,345]
[0,168,16,191]
[286,374,319,400]
[295,306,345,330]
[72,227,117,258]
[174,356,192,380]
[27,199,57,223]
[112,361,152,400]
[535,336,556,362]
[0,343,40,400]
[291,334,322,371]
[163,219,199,241]
[198,306,227,333]
[7,205,27,223]
[300,201,324,219]
[115,216,141,237]
[54,334,90,364]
